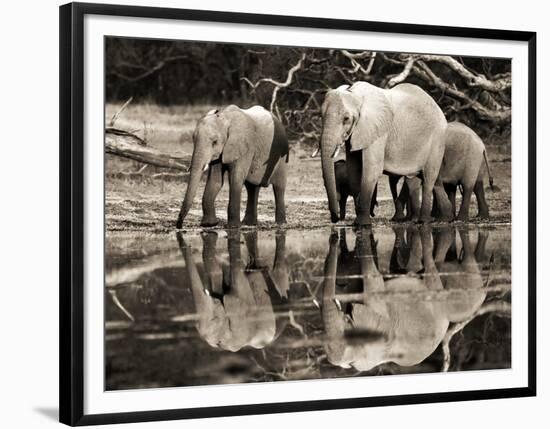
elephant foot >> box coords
[476,211,490,220]
[417,216,432,224]
[226,220,241,229]
[330,212,340,224]
[436,213,454,223]
[455,214,470,222]
[391,213,408,222]
[354,213,372,226]
[242,216,258,226]
[200,217,220,227]
[275,216,287,225]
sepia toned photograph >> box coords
[104,37,512,391]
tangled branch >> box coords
[241,53,307,116]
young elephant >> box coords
[439,122,493,220]
[394,122,494,222]
[334,160,377,220]
[176,105,289,228]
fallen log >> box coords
[105,128,190,171]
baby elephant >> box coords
[334,160,377,220]
[176,105,289,228]
[400,122,494,222]
[436,121,494,221]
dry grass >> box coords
[105,103,512,233]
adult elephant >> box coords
[320,82,453,225]
[176,105,288,229]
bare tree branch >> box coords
[108,97,133,126]
[386,56,417,88]
[241,53,307,115]
[110,55,189,82]
[418,54,511,92]
[413,61,511,123]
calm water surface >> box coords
[105,225,511,390]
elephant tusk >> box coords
[333,298,343,311]
[311,147,320,158]
[312,298,320,309]
[203,288,211,296]
[332,145,341,159]
[202,163,209,173]
[185,164,191,173]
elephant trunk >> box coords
[321,234,348,365]
[176,147,209,228]
[320,128,341,223]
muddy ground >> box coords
[105,103,511,233]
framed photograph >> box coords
[59,2,536,426]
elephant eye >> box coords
[343,116,350,123]
[212,139,218,145]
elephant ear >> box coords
[350,85,393,152]
[222,110,253,164]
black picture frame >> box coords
[59,2,537,426]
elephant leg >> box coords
[201,162,224,227]
[456,183,474,222]
[405,177,421,222]
[242,181,260,226]
[432,179,454,222]
[227,166,246,228]
[356,148,383,226]
[390,175,407,221]
[339,190,348,220]
[271,163,287,224]
[421,145,453,222]
[272,184,286,224]
[445,183,457,219]
[474,180,490,219]
[370,183,378,217]
[431,189,440,218]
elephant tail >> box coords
[483,150,494,191]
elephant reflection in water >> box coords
[322,226,489,372]
[177,230,289,352]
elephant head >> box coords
[320,83,393,222]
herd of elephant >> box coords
[175,81,494,229]
[175,226,491,371]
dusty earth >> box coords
[105,103,511,233]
